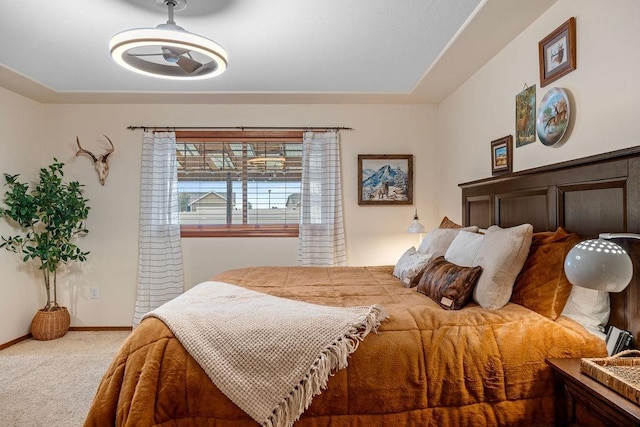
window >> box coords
[176,131,303,237]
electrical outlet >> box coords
[90,287,99,299]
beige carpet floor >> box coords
[0,330,131,427]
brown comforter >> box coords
[85,266,606,426]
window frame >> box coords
[176,131,303,238]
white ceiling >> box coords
[0,0,557,104]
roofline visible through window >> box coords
[177,130,303,238]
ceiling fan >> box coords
[109,0,228,80]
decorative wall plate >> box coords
[536,87,570,146]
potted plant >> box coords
[0,159,90,340]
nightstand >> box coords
[546,358,640,426]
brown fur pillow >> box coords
[417,256,483,310]
[511,227,580,320]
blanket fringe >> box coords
[262,304,388,427]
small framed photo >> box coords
[539,17,576,87]
[491,136,513,175]
[358,154,413,205]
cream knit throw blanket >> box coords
[143,281,388,427]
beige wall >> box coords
[436,0,640,222]
[0,102,436,342]
[0,87,45,343]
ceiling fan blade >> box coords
[176,55,203,73]
[128,53,164,57]
[171,47,190,56]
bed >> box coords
[84,146,640,427]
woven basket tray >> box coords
[580,349,640,405]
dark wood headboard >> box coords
[459,146,640,345]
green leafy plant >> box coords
[0,159,90,311]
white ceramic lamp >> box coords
[564,234,635,292]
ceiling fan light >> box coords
[109,27,228,80]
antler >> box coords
[76,135,115,185]
[101,134,115,160]
[76,136,97,162]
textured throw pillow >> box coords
[393,247,416,277]
[472,223,533,310]
[511,227,580,320]
[445,231,484,267]
[393,247,433,288]
[439,216,463,229]
[417,256,483,310]
[417,226,480,255]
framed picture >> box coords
[358,154,413,205]
[515,84,536,147]
[490,136,513,175]
[539,17,576,87]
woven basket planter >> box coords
[31,307,71,341]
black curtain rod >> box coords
[127,125,353,131]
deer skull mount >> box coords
[76,135,115,186]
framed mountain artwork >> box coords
[358,154,413,205]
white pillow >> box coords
[393,247,416,278]
[445,231,484,267]
[561,286,610,334]
[417,226,479,256]
[393,247,434,288]
[472,224,533,309]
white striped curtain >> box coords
[298,131,346,266]
[133,131,185,327]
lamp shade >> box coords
[407,210,426,234]
[563,239,633,292]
